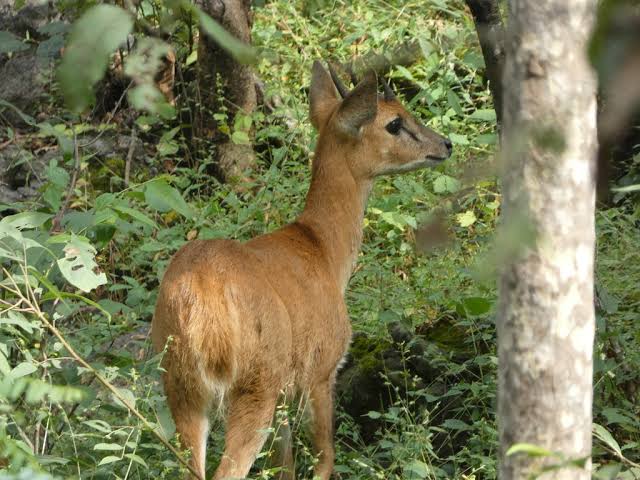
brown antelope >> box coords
[152,61,452,480]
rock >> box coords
[0,1,58,39]
[77,132,144,160]
[0,54,52,126]
[0,145,48,205]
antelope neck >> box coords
[297,141,373,292]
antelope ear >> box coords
[335,71,378,138]
[309,61,340,130]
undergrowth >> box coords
[0,0,638,479]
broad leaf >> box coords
[433,174,460,194]
[593,423,622,457]
[0,31,29,54]
[55,235,108,293]
[144,179,194,219]
[57,5,133,112]
[196,7,257,64]
[456,210,477,227]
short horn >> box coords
[382,78,396,101]
[328,63,349,99]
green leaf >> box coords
[111,387,136,410]
[0,31,30,54]
[111,205,157,229]
[447,89,463,115]
[476,133,497,145]
[10,362,37,379]
[442,418,469,431]
[601,407,639,427]
[611,184,640,193]
[593,423,622,457]
[0,352,11,376]
[0,212,52,229]
[125,453,148,468]
[506,443,555,458]
[456,210,477,227]
[231,130,251,145]
[195,6,257,65]
[37,34,65,59]
[144,179,194,219]
[403,460,431,478]
[0,311,37,334]
[469,109,497,122]
[83,419,112,433]
[593,464,622,480]
[94,443,123,451]
[55,235,108,293]
[38,21,70,36]
[433,174,460,194]
[379,211,410,230]
[449,132,469,145]
[57,5,134,112]
[98,455,121,466]
[462,297,492,316]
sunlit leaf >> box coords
[55,235,108,293]
[94,443,123,451]
[456,210,477,227]
[593,423,622,457]
[433,174,460,194]
[506,443,555,458]
[10,362,37,379]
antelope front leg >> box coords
[309,380,335,480]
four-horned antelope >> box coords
[152,61,452,480]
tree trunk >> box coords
[498,1,597,479]
[465,0,505,126]
[195,0,256,181]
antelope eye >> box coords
[385,117,402,135]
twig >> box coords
[599,443,640,470]
[50,132,81,234]
[124,126,137,187]
[2,267,203,480]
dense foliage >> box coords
[0,0,638,479]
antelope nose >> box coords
[444,138,453,156]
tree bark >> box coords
[465,0,505,126]
[195,0,256,181]
[498,1,597,479]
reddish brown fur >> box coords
[152,61,451,480]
